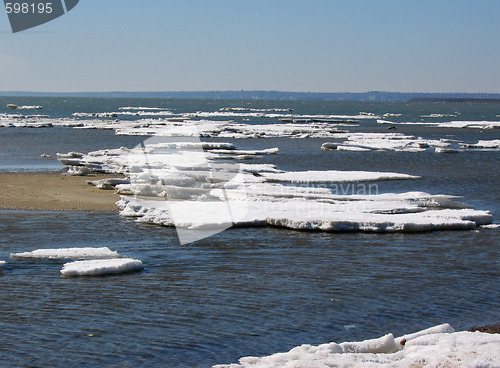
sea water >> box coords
[0,97,499,367]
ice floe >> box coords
[0,261,5,267]
[378,119,500,129]
[461,139,500,149]
[11,247,121,259]
[260,170,418,183]
[213,324,500,368]
[60,258,143,276]
[73,110,174,118]
[436,120,500,129]
[322,132,453,152]
[111,119,348,139]
[118,194,491,235]
[119,106,168,111]
[481,224,500,229]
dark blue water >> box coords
[0,98,499,367]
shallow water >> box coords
[0,98,499,367]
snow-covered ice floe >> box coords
[118,193,491,234]
[461,139,500,149]
[322,132,457,152]
[213,323,500,368]
[378,119,500,130]
[0,261,5,267]
[437,120,500,129]
[60,258,143,276]
[481,224,500,229]
[11,247,121,259]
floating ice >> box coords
[220,107,294,112]
[214,324,500,368]
[435,147,460,153]
[118,191,491,234]
[261,170,419,183]
[119,106,168,110]
[379,119,500,130]
[481,224,500,229]
[73,110,174,118]
[60,258,143,276]
[322,132,454,152]
[437,120,500,129]
[461,139,500,149]
[0,261,5,267]
[11,247,121,259]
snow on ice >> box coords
[60,258,144,276]
[213,324,500,368]
[11,247,121,259]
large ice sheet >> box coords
[437,120,500,129]
[261,170,419,183]
[60,258,143,276]
[213,324,500,368]
[11,247,121,259]
[118,193,491,233]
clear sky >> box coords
[1,0,499,93]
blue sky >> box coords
[1,0,499,93]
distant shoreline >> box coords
[1,90,500,102]
[408,97,500,103]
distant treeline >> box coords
[1,90,500,102]
[408,97,500,103]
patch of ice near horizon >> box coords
[60,258,143,276]
[11,247,121,260]
[437,120,500,129]
[119,106,169,110]
[378,119,500,129]
[214,323,500,368]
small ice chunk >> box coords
[0,261,6,267]
[321,142,338,150]
[481,224,500,229]
[435,147,460,153]
[60,258,144,276]
[11,247,120,259]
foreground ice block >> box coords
[214,323,500,368]
[11,247,121,259]
[60,258,144,276]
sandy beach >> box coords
[0,172,121,211]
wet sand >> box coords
[0,172,122,211]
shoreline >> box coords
[0,171,122,212]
